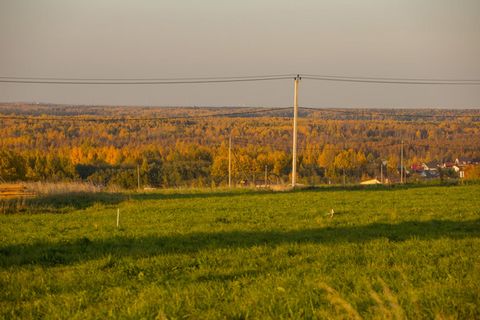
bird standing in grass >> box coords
[323,209,335,218]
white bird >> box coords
[323,208,335,218]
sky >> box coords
[1,0,479,108]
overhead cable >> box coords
[0,107,291,122]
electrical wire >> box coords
[2,73,480,84]
[0,75,294,85]
[0,74,296,81]
[0,107,291,123]
[302,75,480,85]
[301,73,480,83]
[299,107,480,119]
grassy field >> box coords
[1,184,479,319]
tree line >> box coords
[1,104,479,188]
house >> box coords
[418,161,440,178]
[441,162,455,169]
[420,170,439,178]
[397,166,411,176]
[455,157,473,166]
[411,163,424,173]
[423,160,440,171]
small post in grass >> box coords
[116,208,120,229]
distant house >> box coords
[455,157,473,166]
[423,160,440,171]
[411,163,424,173]
[417,161,440,178]
[420,170,439,178]
[442,162,455,169]
[397,166,410,176]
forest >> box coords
[1,103,480,188]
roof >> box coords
[456,157,473,164]
[424,160,440,168]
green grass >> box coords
[1,185,479,319]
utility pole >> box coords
[400,140,404,184]
[265,165,268,187]
[380,162,383,183]
[228,134,232,188]
[292,74,300,187]
[381,160,387,184]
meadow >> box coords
[1,184,479,319]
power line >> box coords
[0,74,296,81]
[301,73,480,83]
[1,107,478,124]
[2,73,480,85]
[302,75,480,85]
[299,107,480,119]
[0,75,294,85]
[0,107,291,122]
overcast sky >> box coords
[1,0,479,108]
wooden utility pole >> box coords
[228,134,232,188]
[265,165,268,187]
[380,162,383,183]
[400,140,404,184]
[381,160,387,184]
[292,75,300,187]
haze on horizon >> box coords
[1,0,479,108]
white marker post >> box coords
[116,208,120,228]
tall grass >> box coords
[23,181,102,195]
[1,182,125,214]
[0,184,479,319]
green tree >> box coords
[0,150,26,181]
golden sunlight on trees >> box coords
[1,105,479,188]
